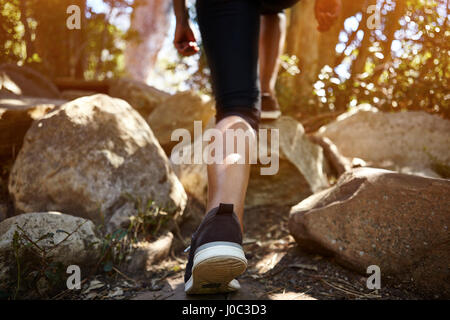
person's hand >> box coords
[174,22,200,56]
[315,0,342,32]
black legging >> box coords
[196,0,299,130]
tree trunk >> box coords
[283,0,366,110]
[285,0,321,106]
[74,0,87,79]
[19,0,34,61]
[125,0,172,82]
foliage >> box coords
[2,196,171,299]
[0,0,140,80]
[125,195,172,240]
[295,0,449,118]
[1,0,447,116]
[96,228,130,273]
[95,195,173,276]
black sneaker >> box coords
[261,93,282,120]
[184,203,247,294]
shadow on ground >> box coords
[131,205,422,300]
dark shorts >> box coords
[196,0,300,129]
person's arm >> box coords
[173,0,199,56]
[173,0,189,25]
[315,0,342,32]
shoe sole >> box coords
[185,243,247,295]
[261,110,282,120]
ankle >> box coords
[261,90,275,97]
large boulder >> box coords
[173,162,208,206]
[0,212,101,295]
[172,116,329,207]
[126,231,174,273]
[0,63,60,99]
[8,94,187,231]
[148,91,216,152]
[109,78,170,119]
[170,117,216,206]
[289,167,450,297]
[0,96,66,160]
[0,64,65,160]
[246,116,329,207]
[308,135,351,177]
[316,105,450,178]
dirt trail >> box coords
[134,206,421,300]
[62,205,421,300]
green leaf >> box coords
[111,228,127,241]
[117,229,127,241]
[37,232,54,242]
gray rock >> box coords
[171,118,214,205]
[246,116,329,207]
[61,90,98,101]
[148,91,215,152]
[174,162,208,205]
[109,78,170,119]
[9,94,187,231]
[172,116,329,208]
[289,167,450,297]
[0,212,101,292]
[316,105,450,178]
[308,135,351,177]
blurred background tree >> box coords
[0,0,140,80]
[278,0,449,125]
[0,0,448,120]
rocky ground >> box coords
[55,205,423,301]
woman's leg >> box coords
[196,0,261,228]
[183,0,261,294]
[206,116,256,232]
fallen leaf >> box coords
[82,280,105,294]
[108,287,124,298]
[84,292,98,300]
